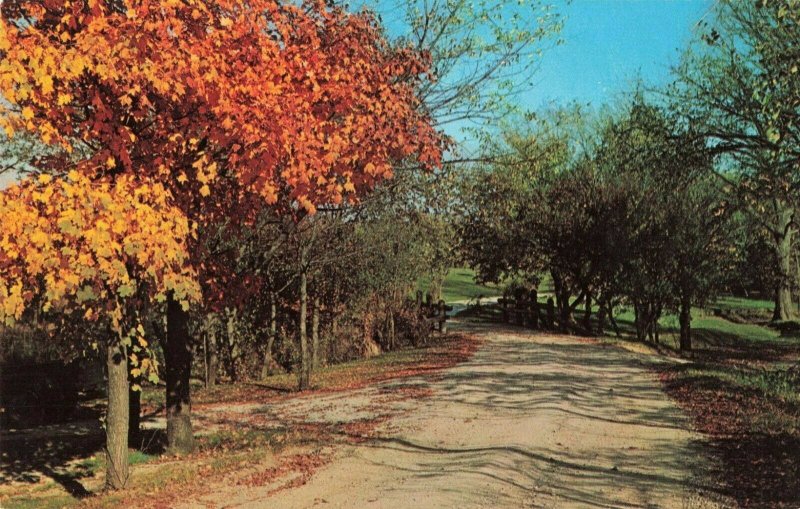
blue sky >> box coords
[524,0,714,108]
[371,0,714,127]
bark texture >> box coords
[105,341,130,490]
[165,294,195,454]
[679,296,692,352]
[261,295,278,380]
[771,205,797,321]
[312,296,320,370]
[298,269,310,390]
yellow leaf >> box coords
[41,75,54,94]
[220,17,233,28]
[177,172,188,184]
[21,107,34,120]
[30,230,49,246]
[106,156,116,168]
[199,185,210,197]
[68,55,85,76]
[67,169,80,181]
[126,8,137,18]
[38,174,53,184]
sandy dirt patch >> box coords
[178,319,728,508]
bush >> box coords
[0,360,83,428]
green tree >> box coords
[670,0,800,320]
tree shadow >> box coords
[0,421,104,492]
[1,416,168,499]
[354,435,717,508]
[329,327,729,506]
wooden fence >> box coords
[416,291,452,334]
[498,289,556,329]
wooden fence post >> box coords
[530,289,539,329]
[546,297,555,329]
[519,292,528,327]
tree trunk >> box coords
[653,303,662,344]
[607,302,621,338]
[261,295,277,380]
[298,269,310,391]
[128,371,141,448]
[597,294,607,335]
[206,317,218,388]
[583,292,592,333]
[165,294,195,454]
[551,271,572,331]
[225,308,239,382]
[558,296,571,330]
[388,310,396,350]
[772,206,797,321]
[431,271,446,302]
[105,341,130,490]
[679,295,692,352]
[312,296,320,371]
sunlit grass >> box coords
[712,295,774,311]
[417,267,502,303]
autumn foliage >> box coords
[0,172,200,377]
[0,0,444,354]
[0,173,199,310]
[1,0,443,315]
[0,0,443,487]
[0,0,442,215]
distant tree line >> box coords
[458,0,800,349]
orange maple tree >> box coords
[0,0,443,484]
[0,0,441,208]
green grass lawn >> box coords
[712,295,774,311]
[605,305,786,348]
[416,267,502,303]
[414,267,562,304]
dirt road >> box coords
[184,320,725,508]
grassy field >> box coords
[712,295,775,311]
[416,267,503,303]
